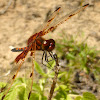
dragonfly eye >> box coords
[42,39,55,52]
[48,41,55,51]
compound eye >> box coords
[48,42,55,52]
[42,40,50,50]
[50,42,53,45]
[42,39,55,52]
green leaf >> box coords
[4,87,18,100]
[66,53,75,60]
[34,61,47,77]
[75,96,82,100]
[30,92,47,100]
[55,85,67,91]
[32,82,42,93]
[0,82,6,88]
[18,85,28,100]
[67,94,80,100]
[58,72,67,78]
[29,92,40,100]
[82,92,97,100]
[67,95,73,100]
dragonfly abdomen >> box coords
[11,47,28,52]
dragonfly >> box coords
[0,4,89,100]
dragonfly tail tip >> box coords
[83,3,89,7]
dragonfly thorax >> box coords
[42,39,55,52]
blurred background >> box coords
[0,0,100,100]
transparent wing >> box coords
[28,4,89,46]
[27,7,61,45]
[0,45,33,100]
[0,59,25,100]
[38,4,89,37]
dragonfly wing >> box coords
[0,59,26,100]
[37,4,89,37]
[27,7,61,45]
[0,45,33,100]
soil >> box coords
[0,0,100,99]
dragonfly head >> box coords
[42,39,55,52]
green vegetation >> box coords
[56,33,100,77]
[0,33,100,100]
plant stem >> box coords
[48,54,60,100]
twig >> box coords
[48,54,60,100]
[0,0,13,15]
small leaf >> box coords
[82,92,97,100]
[58,72,67,78]
[55,85,67,91]
[0,82,6,88]
[34,61,47,77]
[18,86,28,100]
[30,93,40,100]
[32,82,42,93]
[67,94,78,100]
[75,96,82,100]
[4,87,18,100]
[30,92,47,100]
[66,53,75,60]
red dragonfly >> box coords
[0,4,89,100]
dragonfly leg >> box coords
[42,51,52,68]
